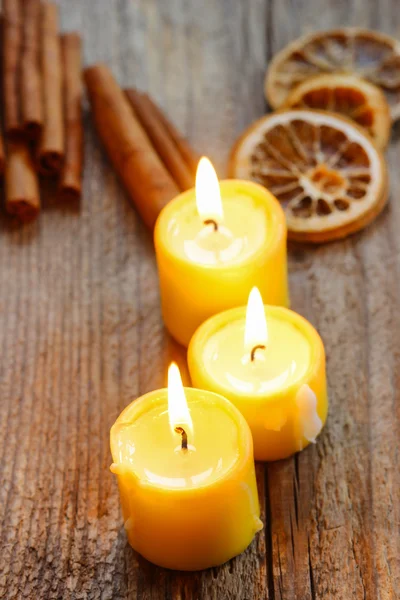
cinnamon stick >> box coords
[141,92,200,174]
[38,3,64,176]
[84,64,179,229]
[125,89,194,191]
[5,141,40,222]
[0,134,4,175]
[21,0,43,139]
[60,33,83,201]
[3,0,23,138]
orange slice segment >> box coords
[229,109,388,243]
[265,28,400,121]
[284,74,391,149]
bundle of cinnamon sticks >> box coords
[2,0,84,223]
[84,64,200,229]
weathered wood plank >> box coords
[0,0,399,598]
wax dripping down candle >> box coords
[110,362,262,570]
[188,288,328,460]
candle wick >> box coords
[250,344,266,362]
[203,218,219,232]
[174,426,188,450]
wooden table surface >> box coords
[1,1,400,598]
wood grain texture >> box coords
[0,0,399,598]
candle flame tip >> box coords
[168,363,193,435]
[195,157,223,223]
[244,287,268,354]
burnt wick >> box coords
[203,218,219,232]
[251,344,266,362]
[174,426,188,450]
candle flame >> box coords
[244,287,268,354]
[168,363,193,434]
[195,157,224,223]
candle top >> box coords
[112,394,242,490]
[163,191,268,266]
[201,312,311,396]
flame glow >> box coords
[244,287,268,354]
[195,157,224,222]
[168,363,193,434]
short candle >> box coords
[188,288,328,461]
[110,363,262,571]
[154,157,289,347]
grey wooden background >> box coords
[0,0,399,598]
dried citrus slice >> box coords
[229,109,388,243]
[284,74,391,149]
[265,28,400,121]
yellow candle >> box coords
[188,288,328,461]
[110,363,262,571]
[154,158,288,347]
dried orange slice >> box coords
[284,74,391,149]
[229,109,388,243]
[265,28,400,121]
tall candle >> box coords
[154,158,289,346]
[188,288,328,461]
[110,364,262,570]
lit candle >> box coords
[154,158,289,347]
[188,288,328,461]
[110,363,262,571]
